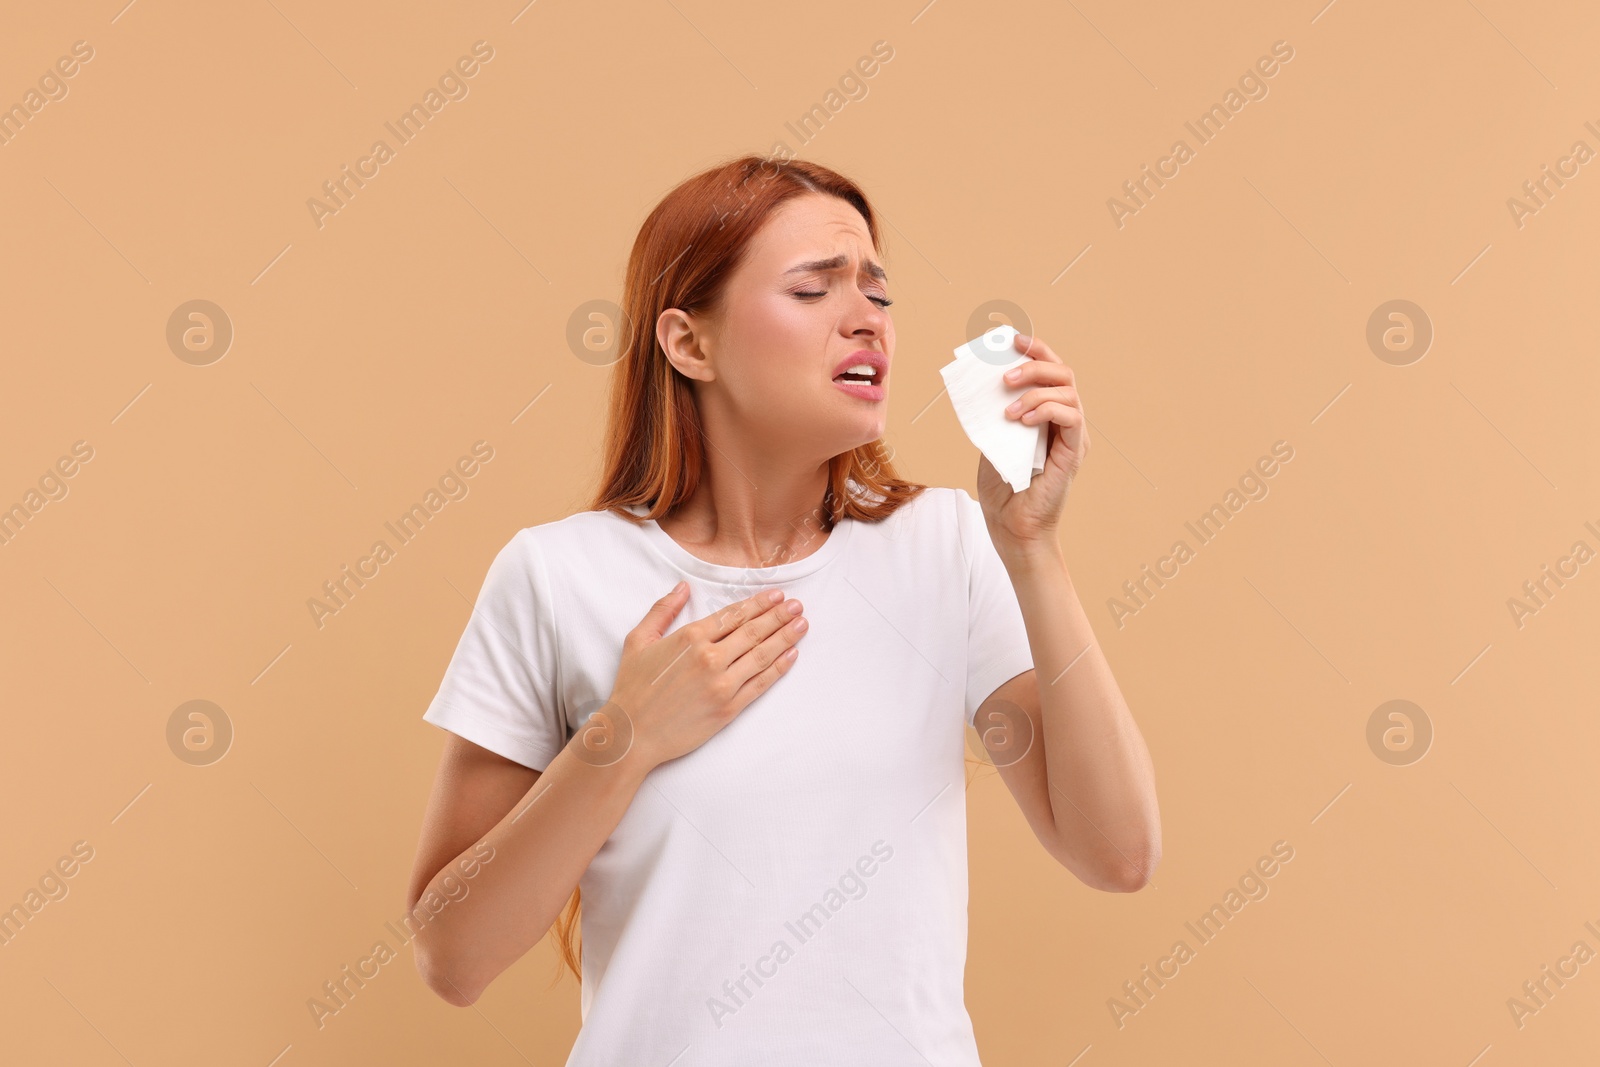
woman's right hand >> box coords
[598,583,807,770]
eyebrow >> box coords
[784,254,888,282]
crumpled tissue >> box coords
[938,324,1046,493]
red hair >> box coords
[552,154,930,987]
[584,152,926,528]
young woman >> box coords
[406,155,1160,1064]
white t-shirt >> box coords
[421,484,1035,1065]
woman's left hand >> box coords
[974,332,1088,551]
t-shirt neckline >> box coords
[624,501,855,583]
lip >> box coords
[833,379,885,401]
[831,349,889,390]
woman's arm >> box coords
[407,583,809,1005]
[989,543,1161,891]
[973,330,1161,890]
[406,733,654,1005]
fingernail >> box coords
[1005,369,1020,381]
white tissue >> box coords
[939,324,1047,493]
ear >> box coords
[657,308,715,383]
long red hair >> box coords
[551,154,934,986]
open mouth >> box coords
[832,364,883,386]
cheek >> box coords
[767,295,824,346]
[727,300,827,390]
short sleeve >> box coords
[421,529,566,771]
[953,489,1035,727]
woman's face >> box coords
[665,192,894,464]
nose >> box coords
[847,296,888,338]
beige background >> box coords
[2,0,1597,1063]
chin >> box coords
[807,423,880,462]
[842,422,887,454]
[811,392,887,449]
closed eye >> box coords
[794,290,894,309]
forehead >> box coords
[747,194,881,273]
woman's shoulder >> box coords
[870,485,996,565]
[850,483,973,549]
[509,505,643,551]
[472,508,641,578]
[857,482,969,522]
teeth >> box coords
[843,364,877,377]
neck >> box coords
[657,465,836,570]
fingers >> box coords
[669,586,809,697]
[726,615,807,709]
[1006,385,1080,422]
[635,580,691,639]
[998,334,1086,429]
[713,595,804,672]
[1003,335,1072,391]
[1004,360,1073,389]
[700,588,787,641]
[1012,332,1065,364]
[1022,400,1086,429]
